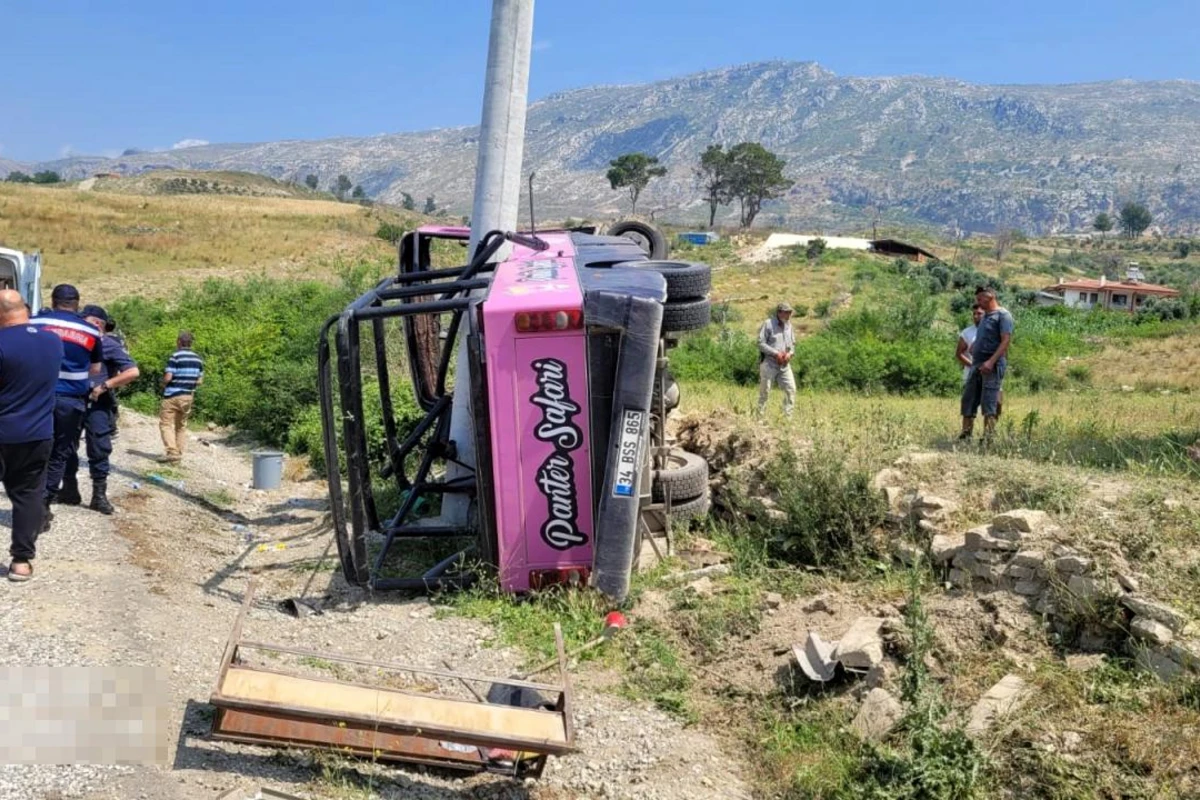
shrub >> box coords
[806,237,827,262]
[375,221,406,246]
[670,329,760,386]
[110,269,385,458]
[757,445,885,569]
[814,300,832,318]
[1065,363,1092,384]
[710,301,744,326]
[286,380,423,478]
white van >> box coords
[0,247,42,310]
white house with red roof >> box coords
[1043,265,1179,312]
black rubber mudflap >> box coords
[586,289,664,603]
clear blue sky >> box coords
[4,0,1197,162]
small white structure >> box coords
[748,233,872,263]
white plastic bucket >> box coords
[251,450,284,490]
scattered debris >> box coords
[676,538,731,569]
[803,595,834,615]
[852,688,903,742]
[965,674,1029,736]
[217,788,307,800]
[1121,596,1190,634]
[832,617,886,671]
[662,563,732,585]
[792,631,839,682]
[1130,617,1174,647]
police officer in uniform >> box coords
[29,285,103,530]
[73,306,139,514]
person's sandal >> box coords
[7,561,32,582]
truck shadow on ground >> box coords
[173,700,535,799]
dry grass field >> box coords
[0,176,423,299]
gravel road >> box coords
[0,412,749,800]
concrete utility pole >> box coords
[443,0,535,528]
[467,0,535,257]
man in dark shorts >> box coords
[960,287,1013,442]
[0,290,64,581]
[75,305,140,515]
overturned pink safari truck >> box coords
[317,222,712,601]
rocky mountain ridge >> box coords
[8,61,1200,233]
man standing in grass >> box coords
[960,288,1013,442]
[159,331,203,463]
[956,304,983,437]
[757,302,797,417]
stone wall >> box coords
[882,477,1200,682]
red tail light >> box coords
[515,309,583,333]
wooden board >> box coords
[218,667,567,747]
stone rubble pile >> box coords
[876,468,1200,682]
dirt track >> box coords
[0,411,748,800]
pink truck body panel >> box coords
[480,233,595,591]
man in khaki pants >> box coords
[159,331,204,462]
[757,302,797,417]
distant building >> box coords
[868,239,938,263]
[750,233,939,263]
[1043,266,1179,312]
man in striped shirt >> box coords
[159,331,204,462]
[28,285,104,529]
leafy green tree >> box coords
[423,195,437,214]
[304,174,318,190]
[351,185,366,199]
[401,192,415,211]
[334,174,352,201]
[606,152,667,215]
[376,222,405,245]
[1119,202,1152,239]
[32,170,61,184]
[1092,212,1113,237]
[695,144,733,229]
[726,142,792,228]
[5,171,32,183]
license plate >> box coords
[612,409,644,497]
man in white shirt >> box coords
[956,305,983,438]
[956,305,983,383]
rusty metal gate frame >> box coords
[208,581,574,777]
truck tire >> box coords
[610,260,711,302]
[607,220,669,260]
[652,449,708,503]
[661,297,711,333]
[664,492,710,521]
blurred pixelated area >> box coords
[0,667,169,765]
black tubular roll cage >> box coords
[317,229,544,591]
[318,226,665,597]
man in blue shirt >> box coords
[959,287,1014,442]
[74,306,140,515]
[28,284,103,529]
[0,290,64,582]
[159,331,204,462]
